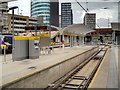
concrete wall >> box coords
[3,47,98,88]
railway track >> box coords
[46,46,108,90]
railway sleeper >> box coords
[93,57,102,60]
[73,76,87,80]
[62,84,85,90]
[62,77,88,89]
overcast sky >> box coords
[8,0,119,28]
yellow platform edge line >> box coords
[88,49,109,89]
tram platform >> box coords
[0,45,98,88]
[89,45,118,89]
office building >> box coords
[4,14,37,32]
[0,2,9,33]
[84,13,96,29]
[61,3,73,28]
[31,0,50,24]
[50,0,59,27]
[0,0,17,33]
[31,0,59,26]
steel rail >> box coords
[46,46,108,90]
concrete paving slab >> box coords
[0,45,96,87]
[89,46,118,88]
[107,46,118,88]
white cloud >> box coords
[8,0,30,16]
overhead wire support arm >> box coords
[75,0,88,13]
[75,0,101,28]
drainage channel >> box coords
[46,46,108,90]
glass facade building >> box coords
[31,0,50,24]
[61,3,73,28]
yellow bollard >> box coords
[1,45,7,63]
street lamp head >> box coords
[9,6,18,10]
[103,7,109,9]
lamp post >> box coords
[8,6,18,61]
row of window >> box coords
[62,8,71,11]
[62,19,72,21]
[32,12,50,16]
[61,4,71,6]
[62,10,71,11]
[31,2,50,7]
[13,17,26,21]
[29,19,37,22]
[31,8,50,12]
[62,21,72,23]
[62,16,72,19]
[61,6,71,8]
[0,2,7,4]
[11,22,26,25]
[31,5,50,10]
[32,11,50,14]
[61,13,72,16]
[11,26,25,29]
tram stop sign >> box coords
[25,26,47,30]
[37,26,47,30]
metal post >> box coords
[62,33,64,49]
[0,10,3,33]
[8,6,18,61]
[83,36,85,45]
[3,47,6,63]
[12,9,15,62]
[73,35,75,46]
[59,34,62,48]
[70,35,72,47]
[72,36,74,47]
[48,25,51,54]
[112,31,115,45]
[35,25,37,36]
[79,36,81,46]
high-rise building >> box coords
[31,0,50,24]
[84,13,96,29]
[61,3,73,28]
[31,0,59,27]
[50,0,59,27]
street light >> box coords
[8,6,18,61]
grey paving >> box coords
[107,46,118,88]
[0,46,97,87]
[118,46,120,90]
[89,46,119,89]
